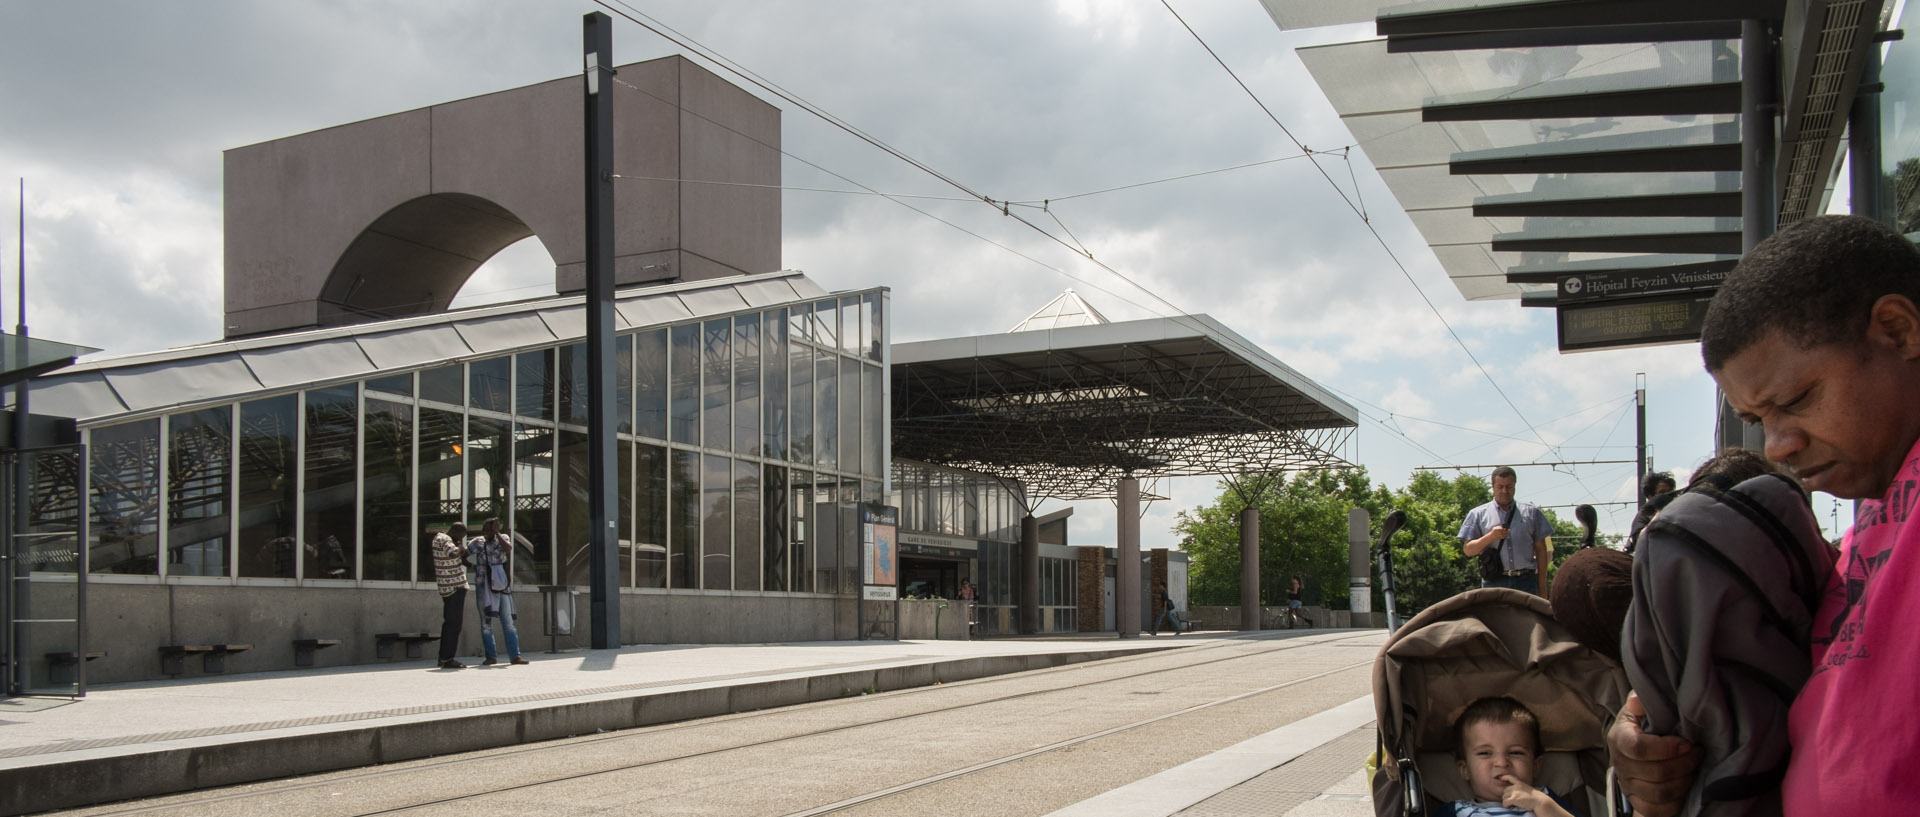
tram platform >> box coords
[0,636,1190,815]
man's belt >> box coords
[1503,569,1536,577]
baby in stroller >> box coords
[1452,697,1579,817]
[1372,587,1627,817]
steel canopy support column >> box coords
[1723,18,1777,453]
[1238,507,1259,632]
[1116,477,1141,639]
[582,12,620,649]
[1020,514,1040,634]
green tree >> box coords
[1177,468,1389,610]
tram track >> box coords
[61,631,1382,817]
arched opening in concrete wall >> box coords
[451,236,560,309]
[318,193,555,326]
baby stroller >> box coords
[1370,587,1628,817]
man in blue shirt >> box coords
[1458,466,1553,596]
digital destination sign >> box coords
[1556,291,1714,353]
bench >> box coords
[159,643,252,675]
[292,638,341,667]
[45,651,106,686]
[374,632,440,660]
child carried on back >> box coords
[1452,697,1580,817]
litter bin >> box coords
[538,585,578,654]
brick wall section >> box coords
[1076,547,1105,632]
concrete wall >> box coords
[896,598,974,640]
[223,55,780,338]
[78,583,857,685]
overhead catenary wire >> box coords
[1158,0,1564,463]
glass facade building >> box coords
[71,287,889,598]
[889,459,1076,633]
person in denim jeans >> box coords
[466,518,527,666]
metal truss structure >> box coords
[891,320,1357,502]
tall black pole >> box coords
[583,13,620,649]
[1636,374,1647,506]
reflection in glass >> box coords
[734,316,759,454]
[702,454,732,591]
[237,396,297,579]
[302,385,357,581]
[865,292,883,362]
[556,429,590,586]
[763,310,789,459]
[813,300,837,350]
[416,407,464,582]
[863,363,883,476]
[362,399,412,581]
[812,475,838,594]
[467,416,511,532]
[635,442,667,588]
[840,356,860,477]
[90,419,161,575]
[167,407,231,578]
[734,459,760,591]
[842,477,861,594]
[670,324,700,445]
[670,450,698,588]
[470,357,510,414]
[791,469,811,593]
[816,347,837,471]
[636,329,668,440]
[558,343,588,427]
[517,349,554,421]
[512,423,555,587]
[616,333,634,434]
[24,450,83,573]
[843,297,862,355]
[421,364,463,405]
[764,465,788,592]
[367,373,413,397]
[790,335,812,466]
[619,439,633,585]
[703,320,730,451]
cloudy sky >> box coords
[0,0,1855,547]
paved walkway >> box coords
[0,632,1384,815]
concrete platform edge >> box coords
[0,645,1178,816]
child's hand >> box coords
[1499,775,1573,817]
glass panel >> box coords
[840,357,859,479]
[733,315,760,454]
[702,454,731,590]
[513,423,556,587]
[790,335,813,466]
[90,419,161,575]
[416,407,464,582]
[763,464,788,592]
[516,348,553,421]
[840,477,859,594]
[470,356,510,414]
[619,440,634,586]
[791,468,812,593]
[790,305,811,343]
[367,373,413,397]
[302,384,357,581]
[703,319,730,451]
[237,396,297,579]
[13,448,83,695]
[734,459,760,591]
[167,407,231,578]
[813,300,837,350]
[635,442,667,588]
[815,349,838,471]
[1883,0,1920,234]
[421,364,463,405]
[616,333,634,435]
[466,416,511,541]
[636,328,668,440]
[559,343,588,427]
[670,324,700,445]
[812,473,836,594]
[862,364,882,477]
[556,429,590,586]
[865,292,883,362]
[361,399,412,581]
[842,297,862,355]
[763,310,789,459]
[23,450,82,573]
[669,449,698,588]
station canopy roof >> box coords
[891,313,1358,502]
[18,271,835,424]
[1262,0,1885,306]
